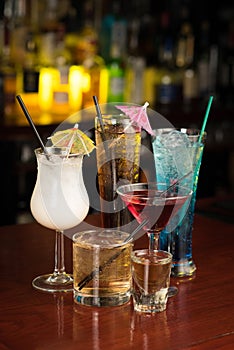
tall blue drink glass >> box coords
[152,128,206,278]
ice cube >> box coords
[153,130,194,184]
[158,130,192,148]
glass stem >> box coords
[148,231,160,252]
[53,230,66,277]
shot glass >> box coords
[95,114,141,229]
[73,229,133,307]
[131,249,172,313]
[152,128,206,277]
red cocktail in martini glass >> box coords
[117,182,192,296]
[117,182,192,252]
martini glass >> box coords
[30,147,89,292]
[117,182,192,295]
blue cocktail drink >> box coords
[152,128,206,277]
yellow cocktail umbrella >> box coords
[49,124,95,156]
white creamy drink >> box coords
[31,149,89,230]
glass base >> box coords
[168,286,178,297]
[133,297,167,313]
[73,290,131,307]
[171,259,196,278]
[32,273,73,293]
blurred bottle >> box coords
[39,0,59,67]
[171,0,198,106]
[125,56,146,104]
[196,19,219,104]
[2,58,17,118]
[36,1,56,113]
[0,0,17,118]
[217,18,234,108]
[51,24,71,114]
[38,0,74,114]
[17,30,40,111]
[99,6,115,64]
[155,11,178,107]
[178,24,199,106]
[37,0,60,113]
[196,20,211,100]
[73,0,106,109]
[99,1,127,103]
[0,20,4,116]
[208,44,218,98]
[182,66,198,107]
[107,42,126,103]
[125,18,146,104]
[9,0,29,66]
[138,10,163,108]
[99,1,127,63]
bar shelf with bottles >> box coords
[0,0,233,125]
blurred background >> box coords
[0,0,234,225]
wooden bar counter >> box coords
[0,203,234,350]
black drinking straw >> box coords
[92,95,112,180]
[78,247,127,291]
[93,96,104,133]
[16,95,49,157]
[92,95,108,144]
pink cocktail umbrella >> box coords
[115,102,155,136]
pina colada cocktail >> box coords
[31,150,89,230]
[31,147,90,292]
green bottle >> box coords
[107,43,125,102]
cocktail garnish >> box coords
[49,124,95,156]
[115,102,155,136]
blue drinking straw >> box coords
[198,96,214,144]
